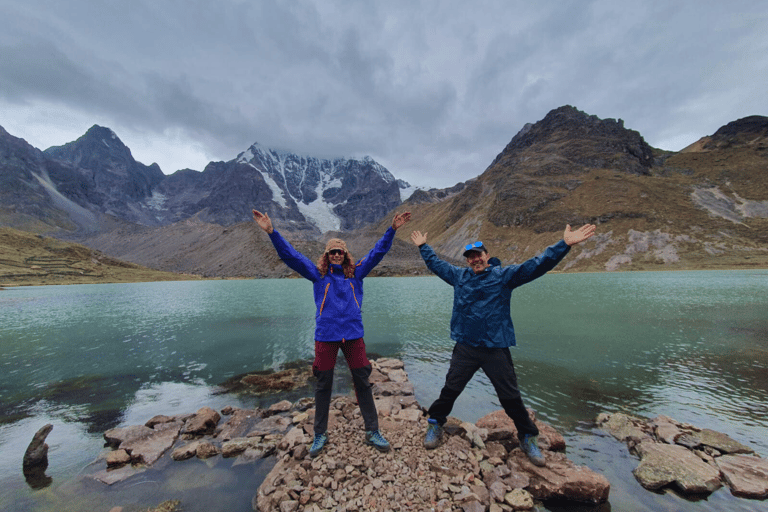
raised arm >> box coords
[501,224,596,288]
[411,230,460,286]
[253,208,319,281]
[355,212,411,278]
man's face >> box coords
[328,249,345,265]
[466,250,490,274]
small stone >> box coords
[196,441,219,459]
[269,400,293,413]
[184,407,220,436]
[505,488,534,510]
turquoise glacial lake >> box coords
[1,271,767,511]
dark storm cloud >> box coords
[1,0,767,187]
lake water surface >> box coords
[1,271,767,511]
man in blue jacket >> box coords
[254,208,410,458]
[410,224,595,466]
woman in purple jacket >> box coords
[253,209,411,458]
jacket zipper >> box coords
[318,283,330,316]
[349,282,361,309]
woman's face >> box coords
[328,249,345,265]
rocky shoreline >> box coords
[598,412,768,499]
[81,358,609,511]
[33,357,763,511]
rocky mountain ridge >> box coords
[384,106,768,273]
[3,105,768,278]
[1,124,410,237]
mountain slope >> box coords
[390,107,768,272]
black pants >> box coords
[427,343,538,441]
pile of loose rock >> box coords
[598,412,768,499]
[254,397,611,512]
[93,358,611,511]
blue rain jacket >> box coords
[268,227,396,342]
[418,240,571,348]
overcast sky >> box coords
[1,1,766,188]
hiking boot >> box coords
[423,418,443,449]
[309,433,328,458]
[364,430,391,452]
[520,434,546,466]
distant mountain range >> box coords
[2,105,767,278]
[0,124,411,236]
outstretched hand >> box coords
[252,209,274,234]
[392,211,412,230]
[410,230,428,246]
[563,224,596,246]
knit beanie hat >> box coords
[324,238,348,254]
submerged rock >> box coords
[598,411,763,500]
[219,361,312,394]
[107,420,184,465]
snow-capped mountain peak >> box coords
[236,143,403,232]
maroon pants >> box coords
[312,338,378,434]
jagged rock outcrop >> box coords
[492,105,655,175]
[482,105,654,231]
[701,115,768,150]
[22,423,54,489]
[44,126,166,226]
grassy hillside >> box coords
[0,226,203,287]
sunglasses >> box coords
[328,249,345,256]
[464,241,484,251]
